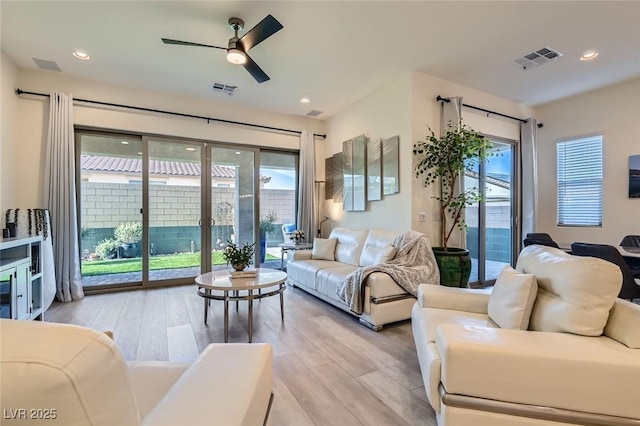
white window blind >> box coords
[556,135,603,226]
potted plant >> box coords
[413,122,495,287]
[222,240,255,271]
[114,222,143,258]
[259,212,278,263]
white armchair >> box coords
[0,319,273,426]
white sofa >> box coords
[412,245,640,426]
[0,319,273,426]
[287,227,419,330]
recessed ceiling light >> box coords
[299,97,311,104]
[137,152,142,155]
[121,141,129,145]
[235,151,241,155]
[580,50,599,61]
[72,49,91,60]
[185,147,196,151]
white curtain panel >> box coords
[297,130,315,243]
[440,96,466,248]
[520,118,538,245]
[44,92,84,302]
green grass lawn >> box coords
[81,252,278,276]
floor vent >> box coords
[212,83,237,96]
[514,46,563,70]
[307,110,323,117]
[33,58,61,72]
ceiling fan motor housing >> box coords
[228,17,244,32]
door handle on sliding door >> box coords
[210,218,215,228]
[198,219,202,227]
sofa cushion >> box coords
[287,259,341,290]
[435,323,640,420]
[516,245,622,336]
[412,305,495,345]
[488,266,537,330]
[316,265,358,302]
[128,361,188,419]
[329,228,369,266]
[604,299,640,349]
[359,229,398,266]
[311,238,337,261]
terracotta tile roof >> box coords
[81,155,248,179]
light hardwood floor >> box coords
[45,285,436,426]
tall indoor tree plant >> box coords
[414,122,495,287]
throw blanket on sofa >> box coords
[337,230,440,314]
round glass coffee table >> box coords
[195,268,287,343]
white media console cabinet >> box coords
[0,236,44,320]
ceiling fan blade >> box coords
[161,38,226,50]
[242,54,270,83]
[239,14,283,51]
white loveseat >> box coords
[412,245,640,426]
[287,227,420,330]
[0,319,273,426]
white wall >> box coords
[323,72,413,233]
[534,78,640,246]
[1,52,20,212]
[323,70,531,242]
[6,69,324,208]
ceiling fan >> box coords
[162,14,283,83]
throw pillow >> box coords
[311,238,337,261]
[488,265,538,330]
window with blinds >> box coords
[556,135,603,226]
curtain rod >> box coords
[436,95,543,128]
[15,88,327,139]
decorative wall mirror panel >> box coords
[342,134,367,211]
[332,152,344,203]
[383,135,399,195]
[325,157,334,200]
[367,138,382,201]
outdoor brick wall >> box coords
[465,204,512,262]
[80,182,296,255]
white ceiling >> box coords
[2,1,639,119]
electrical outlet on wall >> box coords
[418,212,427,222]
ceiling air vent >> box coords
[307,110,323,117]
[33,58,61,72]
[514,46,563,70]
[212,83,237,96]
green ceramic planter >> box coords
[432,247,472,288]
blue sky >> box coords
[262,168,296,190]
[630,155,640,171]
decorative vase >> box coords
[432,247,472,288]
[232,263,247,272]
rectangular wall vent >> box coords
[514,46,563,70]
[307,110,323,117]
[33,58,61,72]
[212,83,237,96]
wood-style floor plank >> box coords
[136,289,168,361]
[46,284,436,426]
[358,370,437,426]
[311,362,411,426]
[274,353,362,426]
[266,371,315,426]
[167,324,199,363]
[112,289,146,361]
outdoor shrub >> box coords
[95,238,120,259]
[114,222,142,243]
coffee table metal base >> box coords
[197,283,285,343]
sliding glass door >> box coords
[77,130,280,290]
[78,133,143,288]
[466,139,517,285]
[208,146,257,271]
[147,139,203,282]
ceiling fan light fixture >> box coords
[227,48,246,65]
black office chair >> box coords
[571,242,640,300]
[523,238,560,249]
[526,233,554,242]
[620,235,640,248]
